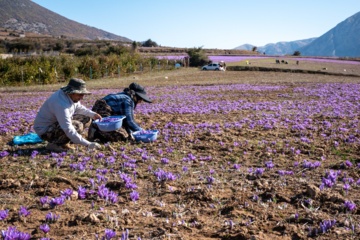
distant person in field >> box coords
[34,78,102,152]
[88,82,152,142]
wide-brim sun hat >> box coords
[61,78,91,95]
[129,82,152,103]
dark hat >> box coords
[129,82,152,103]
[61,78,91,95]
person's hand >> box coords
[88,142,101,150]
[128,132,135,141]
[93,113,102,121]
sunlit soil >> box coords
[0,68,359,239]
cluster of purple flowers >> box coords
[101,229,116,240]
[182,153,196,162]
[99,117,122,123]
[277,170,294,176]
[308,219,337,237]
[119,172,137,189]
[60,188,73,200]
[302,160,321,169]
[1,226,31,240]
[49,196,66,208]
[153,168,177,182]
[97,185,118,204]
[319,170,340,190]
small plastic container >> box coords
[94,116,125,132]
[133,130,159,143]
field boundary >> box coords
[227,65,360,77]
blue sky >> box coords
[31,0,360,49]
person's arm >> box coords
[75,103,101,120]
[123,98,142,132]
[55,105,91,146]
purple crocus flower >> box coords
[60,188,73,199]
[206,176,215,184]
[120,229,129,240]
[265,161,274,169]
[0,150,10,158]
[0,209,9,220]
[161,158,169,164]
[78,186,87,199]
[344,200,356,212]
[45,212,60,223]
[107,191,118,204]
[130,190,139,202]
[39,196,49,206]
[1,226,31,240]
[102,229,116,240]
[39,224,50,234]
[233,164,241,170]
[49,196,66,208]
[254,168,264,176]
[343,183,351,192]
[18,206,31,217]
[344,160,353,167]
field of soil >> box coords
[0,66,359,239]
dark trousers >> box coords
[40,115,91,145]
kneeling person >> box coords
[34,78,102,152]
[89,82,152,142]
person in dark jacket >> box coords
[88,82,152,142]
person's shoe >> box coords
[62,143,75,150]
[88,126,97,141]
[46,143,67,153]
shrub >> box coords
[186,47,209,67]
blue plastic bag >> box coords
[13,132,43,145]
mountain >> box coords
[299,11,360,57]
[0,0,131,42]
[235,38,316,55]
[234,11,360,57]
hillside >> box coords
[235,11,360,57]
[235,38,316,56]
[0,0,131,42]
[299,11,360,57]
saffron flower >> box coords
[0,209,9,220]
[344,200,356,212]
[39,196,49,206]
[18,206,31,217]
[39,224,50,234]
[130,190,139,202]
[1,226,31,240]
[45,212,60,223]
[102,229,116,240]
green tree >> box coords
[186,47,209,67]
[142,39,158,47]
[293,51,301,56]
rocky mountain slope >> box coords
[235,11,360,57]
[299,11,360,57]
[0,0,131,42]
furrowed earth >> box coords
[0,66,359,240]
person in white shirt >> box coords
[34,78,102,152]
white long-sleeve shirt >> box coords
[34,89,96,146]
